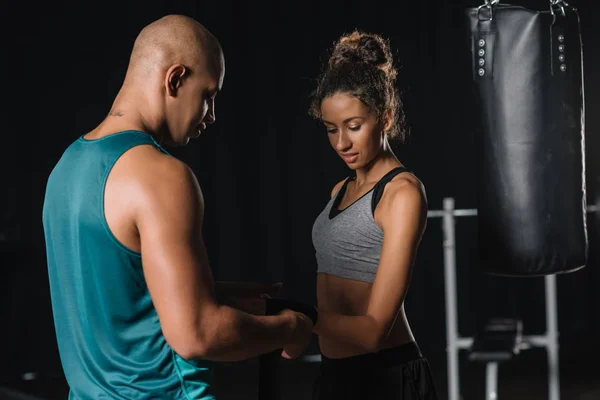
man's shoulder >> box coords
[111,145,201,211]
[122,145,194,183]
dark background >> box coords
[1,0,599,398]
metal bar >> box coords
[456,337,475,348]
[523,335,552,347]
[486,362,499,400]
[546,275,560,400]
[427,209,477,218]
[429,205,596,219]
[454,335,552,350]
[442,198,461,400]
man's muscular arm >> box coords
[134,148,311,361]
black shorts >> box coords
[312,342,437,400]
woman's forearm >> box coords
[313,310,387,352]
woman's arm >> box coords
[313,177,427,352]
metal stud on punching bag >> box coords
[466,1,587,276]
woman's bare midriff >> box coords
[317,273,415,359]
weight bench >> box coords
[468,318,523,400]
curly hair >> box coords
[309,31,405,142]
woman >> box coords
[308,31,437,399]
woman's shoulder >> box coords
[391,170,425,191]
[381,171,427,213]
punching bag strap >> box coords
[548,0,579,76]
[476,0,499,22]
[550,0,570,18]
[472,1,497,81]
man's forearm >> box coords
[199,305,296,362]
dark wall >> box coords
[1,0,599,378]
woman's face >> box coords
[320,93,386,170]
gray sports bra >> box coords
[311,167,410,283]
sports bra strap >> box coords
[371,167,411,215]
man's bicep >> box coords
[136,161,216,353]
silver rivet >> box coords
[478,48,485,57]
[22,372,38,381]
[559,54,565,62]
[558,44,565,52]
[558,34,564,42]
[479,58,485,66]
[479,39,486,47]
[478,68,485,76]
[560,64,566,72]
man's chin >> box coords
[172,139,190,148]
[182,131,201,144]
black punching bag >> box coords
[466,1,587,276]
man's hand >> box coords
[281,310,314,359]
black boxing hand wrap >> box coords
[265,298,318,325]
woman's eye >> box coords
[348,125,361,131]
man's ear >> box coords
[165,64,187,97]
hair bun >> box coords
[328,31,396,80]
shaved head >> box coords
[101,15,225,147]
[126,14,223,84]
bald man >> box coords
[42,15,313,399]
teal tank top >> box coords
[42,130,215,399]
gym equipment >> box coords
[466,0,587,276]
[469,318,523,400]
[427,196,597,400]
